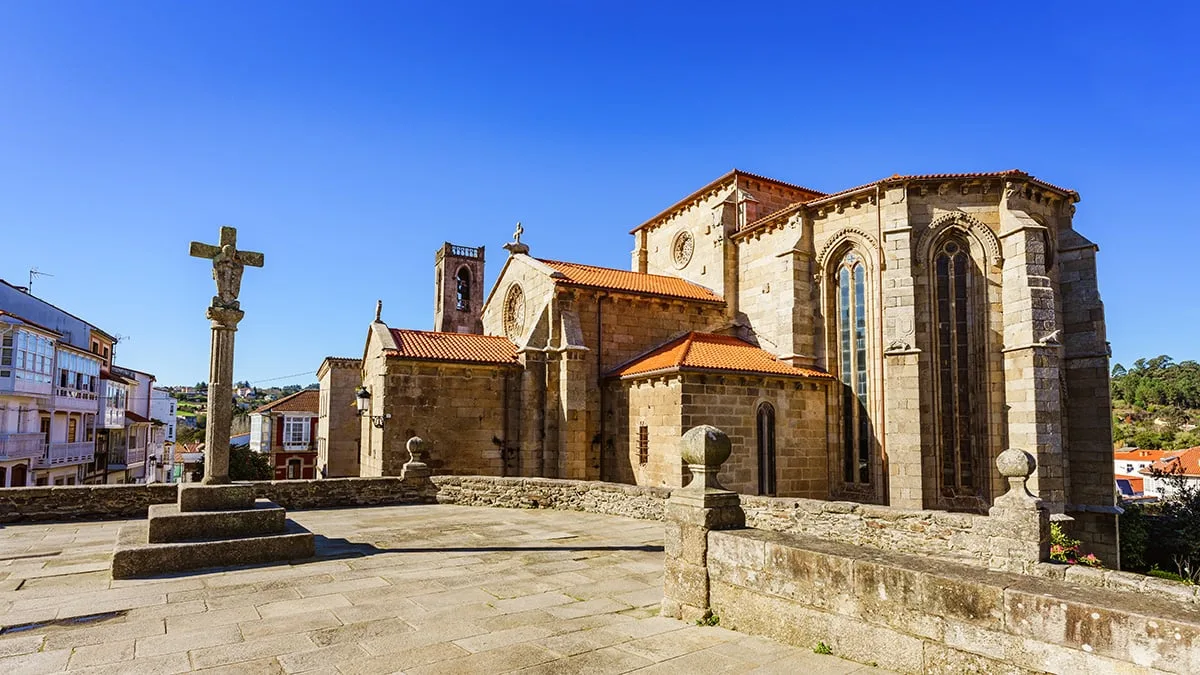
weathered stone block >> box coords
[147,500,285,543]
[178,484,254,512]
[112,520,315,579]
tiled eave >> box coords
[732,170,1081,240]
[611,365,835,382]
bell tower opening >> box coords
[433,242,485,334]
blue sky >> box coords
[1,1,1196,386]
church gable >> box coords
[480,253,561,346]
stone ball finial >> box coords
[996,448,1036,479]
[680,425,732,469]
[406,436,426,462]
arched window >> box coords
[837,251,870,485]
[455,268,471,311]
[757,403,776,496]
[933,238,980,493]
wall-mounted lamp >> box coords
[355,386,390,429]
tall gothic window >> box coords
[934,238,979,493]
[455,268,471,311]
[756,403,776,496]
[837,251,870,485]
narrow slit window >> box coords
[637,424,649,465]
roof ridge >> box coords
[391,328,511,340]
[253,388,315,414]
[677,332,699,365]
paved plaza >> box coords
[0,504,891,674]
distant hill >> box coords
[1112,356,1200,450]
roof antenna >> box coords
[28,268,53,294]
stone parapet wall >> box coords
[431,475,670,520]
[740,494,990,565]
[0,484,179,522]
[0,477,435,522]
[708,528,1200,674]
[249,476,434,510]
[1032,562,1200,605]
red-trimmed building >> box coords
[249,390,319,480]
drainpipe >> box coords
[876,184,888,504]
[596,292,606,482]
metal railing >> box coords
[448,244,483,259]
[126,445,146,465]
[56,386,98,401]
[0,433,45,461]
[35,441,95,468]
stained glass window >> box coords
[934,239,977,492]
[837,252,870,485]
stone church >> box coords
[350,169,1117,557]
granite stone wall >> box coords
[740,494,990,565]
[0,483,179,522]
[250,476,435,510]
[431,475,670,521]
[0,476,436,522]
[708,528,1200,674]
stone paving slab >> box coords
[0,504,892,673]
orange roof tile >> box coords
[538,260,723,304]
[1113,449,1168,462]
[1141,447,1200,478]
[631,169,826,234]
[610,332,834,379]
[253,389,319,414]
[1115,474,1145,494]
[734,169,1080,239]
[386,329,519,365]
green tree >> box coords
[229,445,272,481]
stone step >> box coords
[178,484,256,512]
[112,520,315,579]
[147,500,286,543]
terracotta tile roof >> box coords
[538,260,723,304]
[735,169,1080,238]
[631,169,826,234]
[1113,449,1168,462]
[610,332,834,379]
[386,329,519,365]
[253,389,319,414]
[1115,474,1145,496]
[1141,447,1200,478]
[124,410,151,424]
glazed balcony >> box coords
[35,441,94,469]
[0,433,45,462]
[125,445,146,466]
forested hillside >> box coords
[1111,356,1200,450]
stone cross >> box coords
[189,226,264,484]
[189,226,265,311]
[513,221,523,244]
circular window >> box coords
[502,284,525,340]
[671,231,694,269]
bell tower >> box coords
[433,242,485,334]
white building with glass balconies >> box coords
[150,386,176,483]
[2,278,120,486]
[0,310,105,485]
